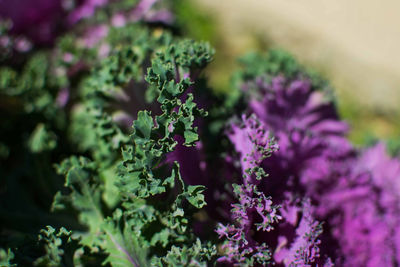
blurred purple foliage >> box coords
[0,0,173,46]
[0,0,63,44]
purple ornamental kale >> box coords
[238,74,400,266]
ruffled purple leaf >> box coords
[215,115,281,265]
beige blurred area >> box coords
[195,0,400,142]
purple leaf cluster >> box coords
[217,73,400,266]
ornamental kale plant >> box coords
[218,50,400,266]
[1,1,400,266]
[1,1,216,265]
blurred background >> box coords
[2,0,399,147]
[175,0,400,147]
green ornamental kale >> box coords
[0,2,216,264]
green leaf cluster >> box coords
[0,3,216,264]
